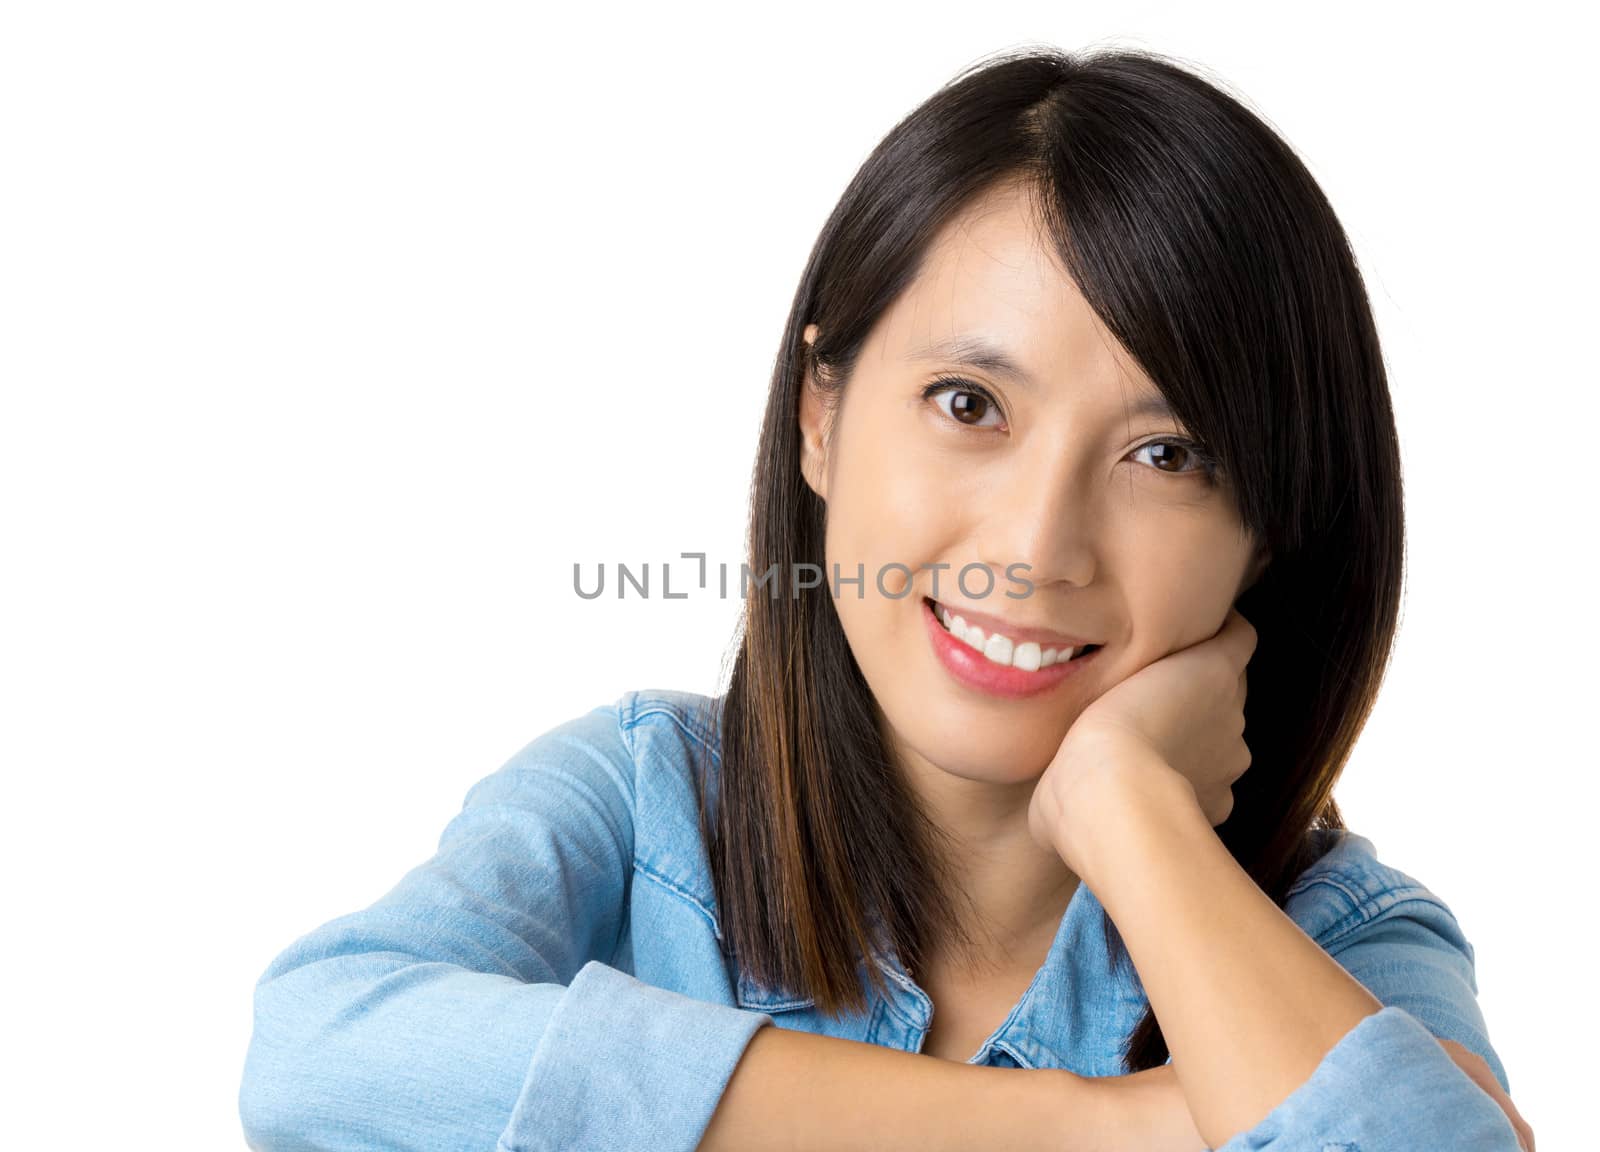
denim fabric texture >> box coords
[239,688,1520,1151]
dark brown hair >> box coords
[693,43,1401,1072]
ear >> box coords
[1243,542,1272,590]
[798,323,830,502]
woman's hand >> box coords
[1028,606,1259,877]
[1024,608,1535,1151]
[1436,1038,1536,1152]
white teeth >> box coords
[931,600,1087,671]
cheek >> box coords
[824,472,963,677]
[1117,521,1252,650]
[825,438,958,585]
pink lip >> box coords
[922,596,1100,700]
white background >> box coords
[1,2,1591,1147]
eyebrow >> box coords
[908,334,1174,419]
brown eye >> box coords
[923,378,1005,429]
[948,391,991,425]
[1144,441,1195,472]
[1131,438,1220,483]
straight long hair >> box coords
[693,44,1403,1071]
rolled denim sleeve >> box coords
[1213,1006,1521,1151]
[1322,894,1510,1094]
[504,960,774,1150]
[1213,856,1521,1150]
[238,697,774,1152]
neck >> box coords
[888,731,1082,978]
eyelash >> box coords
[920,375,1223,484]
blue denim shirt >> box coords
[239,688,1520,1151]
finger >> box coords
[1504,1101,1534,1152]
[1502,1094,1532,1145]
[1221,606,1259,668]
[1472,1075,1528,1149]
[1231,745,1252,784]
[1472,1069,1529,1144]
[1445,1044,1531,1150]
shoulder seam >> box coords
[1293,874,1450,950]
[634,859,723,940]
[620,694,722,761]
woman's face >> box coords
[799,180,1268,784]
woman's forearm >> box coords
[700,1021,1133,1152]
[1069,752,1384,1149]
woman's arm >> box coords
[702,1027,1056,1152]
[1057,747,1524,1151]
[239,701,775,1152]
[704,1028,1213,1152]
[239,696,1186,1152]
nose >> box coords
[973,447,1098,593]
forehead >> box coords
[871,180,1151,395]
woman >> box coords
[238,46,1534,1151]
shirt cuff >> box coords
[1215,1006,1520,1151]
[498,959,775,1152]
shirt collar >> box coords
[735,879,1151,1073]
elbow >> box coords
[236,922,397,1145]
[238,1031,302,1150]
[238,979,319,1151]
[238,961,339,1149]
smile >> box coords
[922,596,1102,699]
[927,597,1101,668]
